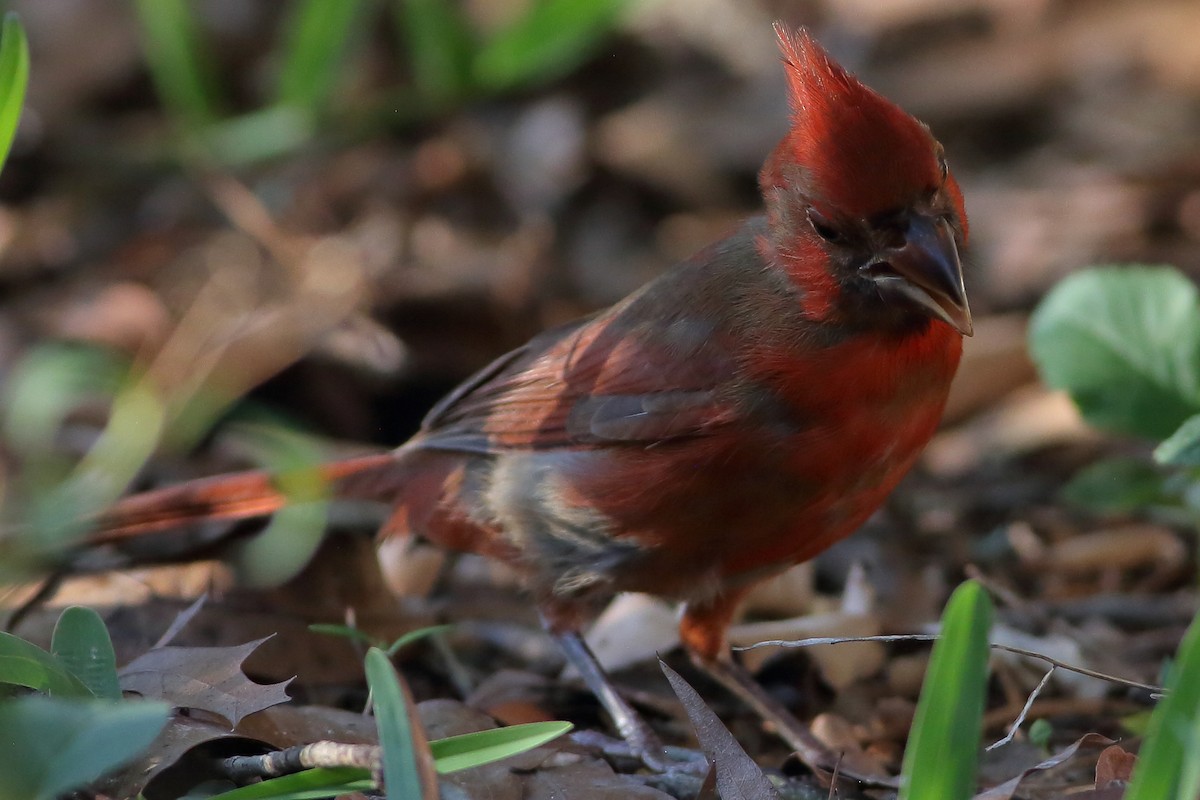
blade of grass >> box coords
[473,0,628,92]
[430,721,572,774]
[133,0,222,128]
[364,647,437,799]
[899,580,993,800]
[276,0,366,114]
[1125,607,1200,799]
[0,13,30,169]
[201,767,374,800]
[395,0,476,105]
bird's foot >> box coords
[570,729,706,774]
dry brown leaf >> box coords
[975,733,1114,800]
[119,636,292,727]
[1094,744,1137,789]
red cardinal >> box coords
[89,26,970,772]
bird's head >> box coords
[761,26,972,337]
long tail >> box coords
[88,452,404,546]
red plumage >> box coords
[88,26,972,774]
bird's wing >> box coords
[415,310,739,455]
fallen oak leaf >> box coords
[119,636,292,728]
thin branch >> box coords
[735,634,1164,694]
[220,741,380,784]
[986,666,1055,751]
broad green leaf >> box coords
[1156,414,1200,466]
[3,344,126,463]
[431,721,573,774]
[0,13,30,169]
[0,695,168,800]
[1029,266,1200,440]
[364,647,437,799]
[396,0,476,104]
[0,631,92,697]
[473,0,628,91]
[898,580,992,800]
[51,607,121,700]
[200,767,373,800]
[1125,606,1200,800]
[1060,456,1169,513]
[276,0,366,113]
[133,0,223,127]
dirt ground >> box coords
[2,1,1199,797]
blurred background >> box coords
[1,0,1199,788]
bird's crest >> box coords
[764,26,942,219]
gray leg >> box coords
[552,628,670,770]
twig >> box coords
[986,666,1055,751]
[735,634,1164,694]
[220,741,380,784]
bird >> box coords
[83,24,971,775]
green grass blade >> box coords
[0,13,30,170]
[51,607,121,700]
[201,767,373,800]
[364,647,437,799]
[276,0,366,113]
[473,0,628,92]
[430,721,573,774]
[898,580,993,800]
[132,0,222,128]
[395,0,476,105]
[386,624,455,656]
[1125,607,1200,799]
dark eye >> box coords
[935,147,949,183]
[807,208,842,243]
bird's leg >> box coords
[553,629,672,769]
[539,607,671,770]
[680,593,852,778]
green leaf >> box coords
[1125,606,1200,800]
[276,0,366,113]
[364,647,436,799]
[0,695,169,800]
[386,624,455,656]
[473,0,628,91]
[1156,414,1200,466]
[898,580,993,800]
[133,0,223,128]
[51,607,121,700]
[0,13,30,170]
[199,105,315,166]
[1028,718,1053,749]
[308,623,381,648]
[396,0,477,104]
[199,767,373,800]
[1060,456,1169,513]
[0,631,92,697]
[431,721,573,774]
[1029,266,1200,440]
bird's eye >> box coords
[935,147,949,183]
[807,208,842,243]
